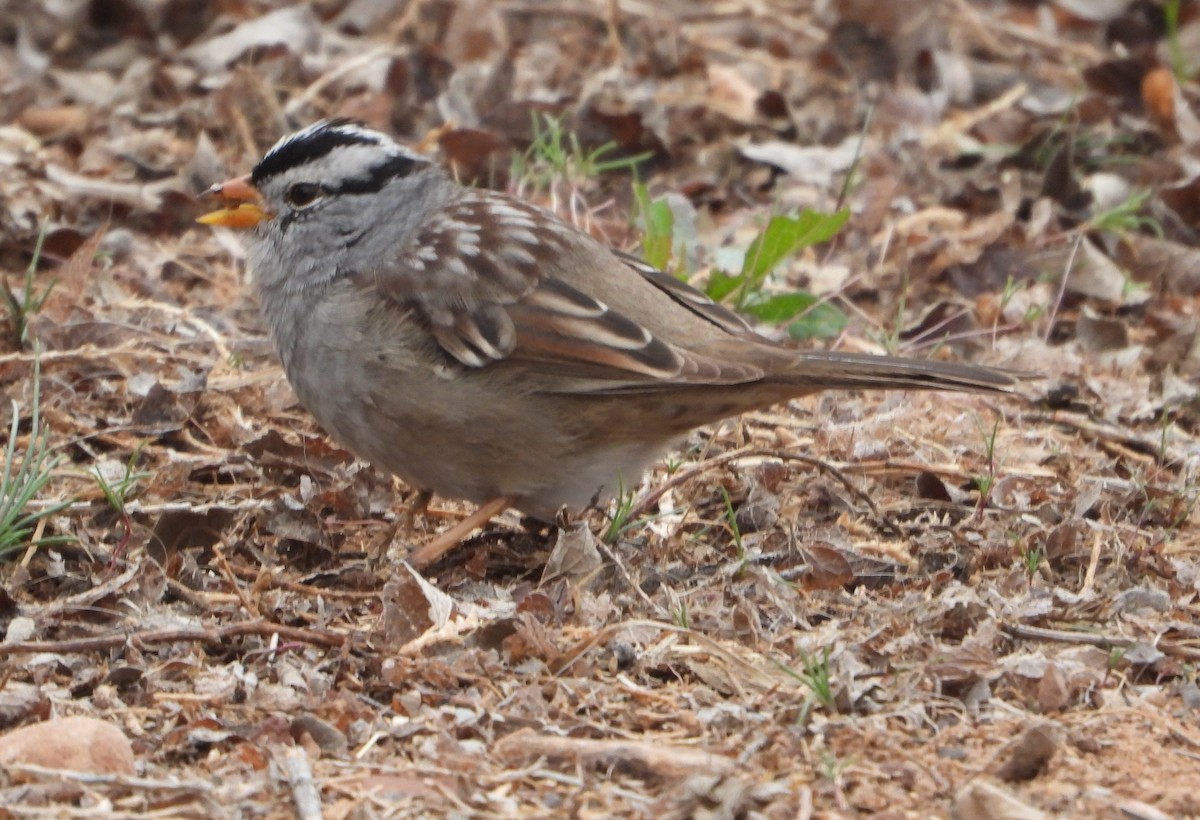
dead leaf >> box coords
[954,779,1048,820]
[993,723,1059,782]
[541,523,603,584]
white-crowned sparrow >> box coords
[200,119,1017,566]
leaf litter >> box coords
[1,0,1200,816]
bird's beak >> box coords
[197,174,270,228]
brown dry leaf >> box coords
[954,780,1049,820]
[801,544,855,590]
[1035,661,1071,713]
[377,566,455,648]
[704,64,763,126]
[738,136,861,189]
[993,723,1060,782]
[1118,234,1200,295]
[183,7,319,72]
[928,627,1000,690]
[4,0,1200,814]
[1058,236,1133,302]
[335,772,454,804]
[1159,174,1200,228]
[1051,0,1130,23]
[1075,311,1129,353]
[541,523,603,583]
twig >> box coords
[5,763,213,793]
[594,538,668,618]
[551,618,785,690]
[281,747,323,820]
[948,0,1104,61]
[1001,623,1200,661]
[212,540,259,617]
[285,46,404,120]
[23,562,141,620]
[1043,234,1082,344]
[1080,529,1103,598]
[1021,412,1183,466]
[494,727,736,779]
[627,446,900,536]
[0,619,348,656]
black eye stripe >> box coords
[330,154,420,196]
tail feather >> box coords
[776,351,1022,393]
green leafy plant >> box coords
[670,599,690,629]
[93,446,149,513]
[633,182,676,272]
[705,210,851,340]
[1164,0,1190,80]
[602,475,637,544]
[2,227,56,350]
[92,444,150,555]
[972,415,1002,515]
[1086,187,1162,238]
[719,486,746,566]
[1,355,72,558]
[778,645,836,713]
[1020,543,1043,578]
[998,274,1045,327]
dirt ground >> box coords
[1,0,1199,817]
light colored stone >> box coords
[0,716,135,777]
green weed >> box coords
[2,227,56,350]
[1,354,72,558]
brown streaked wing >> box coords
[506,276,767,392]
[612,250,755,336]
[373,193,556,367]
[506,277,686,381]
[375,190,766,390]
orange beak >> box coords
[197,174,270,228]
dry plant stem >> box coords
[605,0,623,60]
[1044,234,1083,343]
[281,747,322,820]
[213,540,259,616]
[8,763,215,794]
[948,0,1104,61]
[495,727,736,779]
[594,539,668,619]
[409,494,518,568]
[399,488,433,537]
[1081,529,1104,597]
[625,446,898,535]
[286,46,402,118]
[1023,412,1174,465]
[551,619,781,689]
[1001,623,1200,662]
[0,618,347,657]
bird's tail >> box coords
[774,350,1023,393]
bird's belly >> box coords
[280,355,643,521]
[268,288,679,519]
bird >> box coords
[199,119,1018,567]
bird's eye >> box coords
[285,182,324,208]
